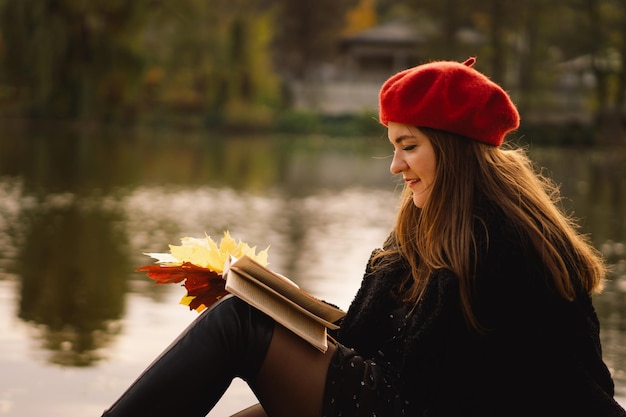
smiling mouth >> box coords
[405,178,420,187]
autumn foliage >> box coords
[136,232,269,312]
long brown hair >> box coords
[375,127,607,331]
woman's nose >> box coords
[390,152,406,175]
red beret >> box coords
[379,57,520,146]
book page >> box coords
[226,256,346,324]
[229,266,340,330]
[225,270,329,352]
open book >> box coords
[223,255,346,352]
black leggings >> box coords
[101,296,275,417]
[101,295,393,417]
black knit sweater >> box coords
[334,208,626,417]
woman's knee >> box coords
[251,325,335,417]
[206,295,276,379]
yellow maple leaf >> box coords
[179,295,198,309]
[148,231,269,272]
[170,231,269,272]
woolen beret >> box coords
[379,57,520,146]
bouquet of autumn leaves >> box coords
[137,231,269,312]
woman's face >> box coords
[388,122,437,208]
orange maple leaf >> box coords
[184,278,228,311]
[136,262,220,284]
[136,262,227,311]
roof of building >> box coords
[341,18,426,46]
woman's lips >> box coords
[405,178,420,188]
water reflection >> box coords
[16,197,129,366]
[0,124,625,413]
[530,146,626,246]
[0,125,395,372]
[120,185,396,306]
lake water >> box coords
[0,123,625,416]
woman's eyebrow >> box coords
[392,134,416,144]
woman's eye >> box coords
[402,145,416,151]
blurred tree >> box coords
[514,0,548,117]
[0,0,281,125]
[404,0,516,83]
[271,0,359,79]
[578,0,625,142]
[539,0,626,141]
[0,0,149,119]
[141,0,280,125]
[1,0,625,135]
[404,0,471,62]
[343,0,378,36]
[484,0,508,85]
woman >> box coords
[101,58,625,417]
